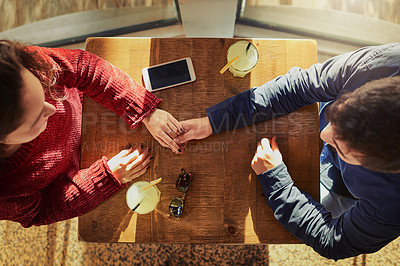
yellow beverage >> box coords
[126,181,160,214]
[227,41,259,77]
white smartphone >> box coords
[142,57,196,92]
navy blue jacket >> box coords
[206,43,400,260]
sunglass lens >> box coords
[169,198,183,218]
[176,169,193,192]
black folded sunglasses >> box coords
[167,168,194,220]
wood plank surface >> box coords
[79,37,319,244]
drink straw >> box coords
[245,42,251,54]
[220,56,239,74]
[141,177,162,191]
[131,202,141,211]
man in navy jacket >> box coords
[176,43,400,260]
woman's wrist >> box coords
[142,108,156,126]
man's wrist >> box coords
[257,163,292,194]
[203,116,212,135]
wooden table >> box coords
[79,37,319,244]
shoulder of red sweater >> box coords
[28,46,96,77]
[29,46,82,60]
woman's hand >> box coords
[175,117,213,143]
[251,137,283,175]
[107,145,152,184]
[142,108,184,154]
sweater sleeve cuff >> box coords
[257,162,293,195]
[90,157,126,196]
[122,91,162,129]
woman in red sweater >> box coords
[0,40,182,227]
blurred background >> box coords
[1,0,400,62]
[0,0,399,265]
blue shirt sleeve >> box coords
[258,163,400,260]
[206,43,400,134]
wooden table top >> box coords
[79,37,319,244]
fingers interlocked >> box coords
[165,119,183,139]
[160,117,185,154]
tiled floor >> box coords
[1,218,399,265]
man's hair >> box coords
[325,76,400,173]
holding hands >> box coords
[142,108,185,154]
[143,111,283,176]
[142,111,213,154]
[174,116,213,144]
[132,111,284,179]
[251,137,283,175]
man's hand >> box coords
[107,145,152,183]
[251,137,283,175]
[174,116,213,144]
[142,108,184,154]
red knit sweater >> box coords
[0,47,161,227]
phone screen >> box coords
[147,59,191,90]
